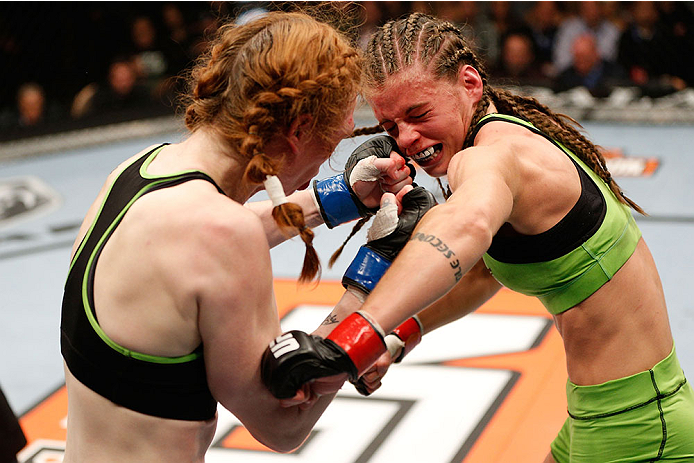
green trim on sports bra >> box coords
[477,114,642,314]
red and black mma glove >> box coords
[261,311,388,399]
[260,187,436,400]
[342,186,436,394]
[385,315,424,363]
[312,135,415,228]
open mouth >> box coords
[411,143,443,164]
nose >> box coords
[396,122,419,155]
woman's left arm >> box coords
[245,189,324,248]
[361,144,520,332]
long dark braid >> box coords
[365,13,644,215]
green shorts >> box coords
[550,345,694,462]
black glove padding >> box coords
[344,135,416,215]
[261,331,356,400]
[365,186,437,260]
[342,186,438,298]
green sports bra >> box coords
[476,115,642,314]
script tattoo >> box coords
[410,232,463,282]
[321,314,340,326]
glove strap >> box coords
[342,246,392,294]
[326,311,387,379]
[389,316,423,363]
[312,174,361,229]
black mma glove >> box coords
[342,186,437,293]
[312,136,415,228]
[261,311,387,399]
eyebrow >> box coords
[378,103,427,125]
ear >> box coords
[457,65,484,104]
[286,114,313,156]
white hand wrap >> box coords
[348,155,381,186]
[384,333,405,359]
[366,200,398,242]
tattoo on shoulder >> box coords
[410,232,463,282]
[321,314,340,326]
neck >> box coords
[174,129,259,202]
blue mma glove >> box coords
[342,186,437,294]
[312,136,415,228]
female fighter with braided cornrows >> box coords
[59,10,427,462]
[261,12,694,462]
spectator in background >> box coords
[491,31,553,88]
[656,2,694,89]
[618,1,691,97]
[161,3,195,61]
[486,1,527,60]
[16,83,46,127]
[71,57,153,119]
[618,1,686,97]
[555,32,628,97]
[0,82,62,131]
[552,1,621,76]
[524,1,562,78]
[128,15,190,96]
[435,1,498,65]
[601,1,630,33]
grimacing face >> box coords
[369,68,474,178]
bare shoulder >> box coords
[154,181,266,250]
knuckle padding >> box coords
[261,331,355,399]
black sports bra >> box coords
[61,144,221,421]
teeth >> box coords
[413,146,435,161]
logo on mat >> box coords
[0,176,61,229]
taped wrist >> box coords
[312,174,362,229]
[387,316,423,363]
[342,246,392,294]
[326,311,387,380]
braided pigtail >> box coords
[328,216,370,268]
[351,125,384,137]
[487,87,645,215]
[241,95,322,283]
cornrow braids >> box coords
[399,12,426,66]
[365,12,644,215]
[380,20,399,76]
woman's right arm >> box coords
[195,200,341,452]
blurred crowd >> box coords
[1,1,693,140]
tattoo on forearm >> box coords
[321,314,339,326]
[411,232,463,282]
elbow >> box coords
[442,207,496,254]
[248,423,311,454]
[464,216,495,251]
